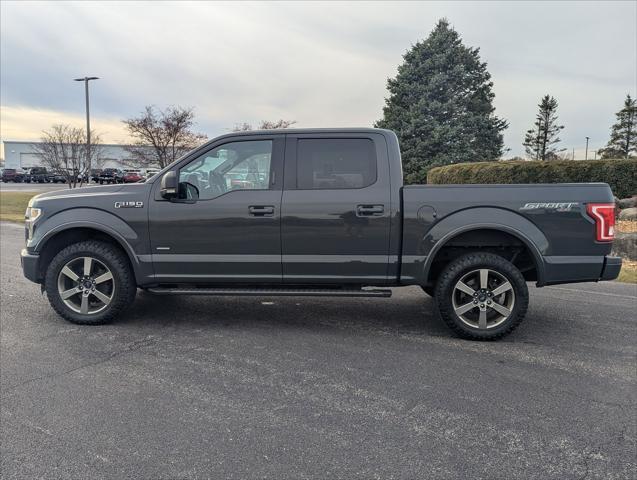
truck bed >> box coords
[400,183,616,286]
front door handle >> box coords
[356,204,385,217]
[249,205,275,217]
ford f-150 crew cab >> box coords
[21,129,622,339]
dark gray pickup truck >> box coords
[21,128,621,339]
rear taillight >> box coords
[586,203,615,242]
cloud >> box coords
[1,1,635,157]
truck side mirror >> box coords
[160,171,178,200]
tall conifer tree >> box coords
[523,95,564,160]
[599,94,636,159]
[376,19,508,183]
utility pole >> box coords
[74,77,99,183]
[572,148,575,160]
[585,136,590,161]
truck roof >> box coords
[206,127,394,144]
[225,127,389,135]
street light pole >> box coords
[585,136,590,161]
[74,76,99,182]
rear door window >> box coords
[296,138,377,190]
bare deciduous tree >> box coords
[123,106,208,168]
[32,124,104,188]
[232,119,297,132]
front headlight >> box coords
[25,207,42,240]
[25,207,42,222]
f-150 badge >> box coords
[114,201,144,208]
[520,202,578,212]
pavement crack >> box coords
[2,337,156,394]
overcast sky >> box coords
[1,1,635,158]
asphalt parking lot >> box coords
[1,221,635,479]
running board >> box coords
[146,286,392,298]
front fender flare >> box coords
[32,208,141,264]
[28,208,156,285]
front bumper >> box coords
[21,249,41,283]
[600,256,622,281]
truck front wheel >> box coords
[44,241,137,325]
[434,252,529,340]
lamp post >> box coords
[74,77,99,180]
[585,136,590,161]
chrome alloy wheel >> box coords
[57,257,114,314]
[451,268,515,330]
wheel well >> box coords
[37,228,133,281]
[426,229,539,287]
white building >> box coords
[2,140,138,170]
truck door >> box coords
[148,135,284,283]
[281,133,392,284]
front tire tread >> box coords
[44,240,136,325]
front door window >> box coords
[179,140,272,200]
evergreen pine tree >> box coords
[523,95,565,160]
[375,19,508,183]
[599,94,636,159]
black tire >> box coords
[44,241,136,325]
[434,252,529,340]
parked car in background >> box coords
[49,171,67,184]
[90,169,103,183]
[24,167,50,183]
[1,168,25,182]
[122,171,144,183]
[98,168,124,184]
[144,168,160,179]
[76,171,91,183]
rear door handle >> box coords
[356,204,385,216]
[249,205,275,217]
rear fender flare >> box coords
[421,207,548,286]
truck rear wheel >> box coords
[434,252,528,340]
[44,241,136,325]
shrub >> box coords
[427,158,637,199]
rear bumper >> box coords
[21,249,41,283]
[542,255,622,285]
[600,256,622,281]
